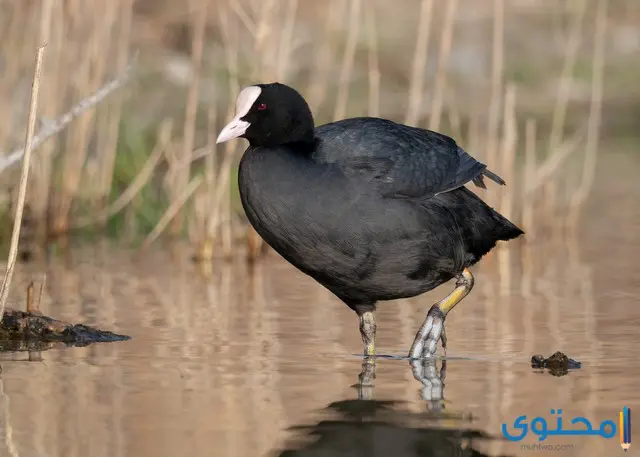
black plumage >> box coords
[217,82,524,359]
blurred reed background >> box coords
[0,0,637,264]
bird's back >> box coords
[314,117,504,199]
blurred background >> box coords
[0,0,638,456]
[0,0,636,258]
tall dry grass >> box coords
[0,45,45,318]
[0,0,609,266]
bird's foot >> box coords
[409,304,447,360]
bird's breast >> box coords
[238,150,315,253]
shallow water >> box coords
[0,152,639,457]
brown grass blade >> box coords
[0,45,46,317]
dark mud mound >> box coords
[0,308,130,352]
[531,351,582,377]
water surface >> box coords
[0,151,638,457]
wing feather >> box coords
[314,117,505,200]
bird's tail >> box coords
[472,168,506,189]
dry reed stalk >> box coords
[484,0,504,207]
[567,0,606,229]
[37,273,47,310]
[170,0,208,238]
[498,84,517,222]
[221,180,235,257]
[26,281,37,313]
[365,6,380,117]
[204,107,218,240]
[428,0,458,131]
[181,144,217,164]
[209,110,238,254]
[96,0,134,204]
[307,0,347,111]
[497,84,516,298]
[84,0,119,205]
[542,0,587,230]
[540,168,558,233]
[217,5,244,258]
[209,124,236,216]
[275,0,298,81]
[53,3,111,234]
[189,109,215,259]
[445,92,463,141]
[212,8,241,259]
[333,0,361,121]
[520,241,534,298]
[162,135,180,204]
[548,0,587,152]
[75,0,120,212]
[0,45,45,318]
[72,119,173,229]
[140,176,203,252]
[522,118,537,238]
[29,0,61,248]
[218,2,241,105]
[190,107,219,261]
[404,0,434,126]
[466,107,480,153]
[254,0,277,49]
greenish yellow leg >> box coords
[409,268,475,359]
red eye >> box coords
[257,103,267,111]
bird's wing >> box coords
[314,117,505,199]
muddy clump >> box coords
[531,351,582,377]
[0,308,130,352]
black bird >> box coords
[216,83,524,359]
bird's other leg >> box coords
[353,303,377,358]
[409,268,474,360]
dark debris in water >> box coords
[0,308,130,352]
[531,351,582,377]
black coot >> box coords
[216,82,524,359]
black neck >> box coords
[248,133,318,154]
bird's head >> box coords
[216,82,315,148]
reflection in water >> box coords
[360,357,472,419]
[410,359,446,409]
[273,400,507,457]
[0,378,19,457]
[275,359,511,457]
